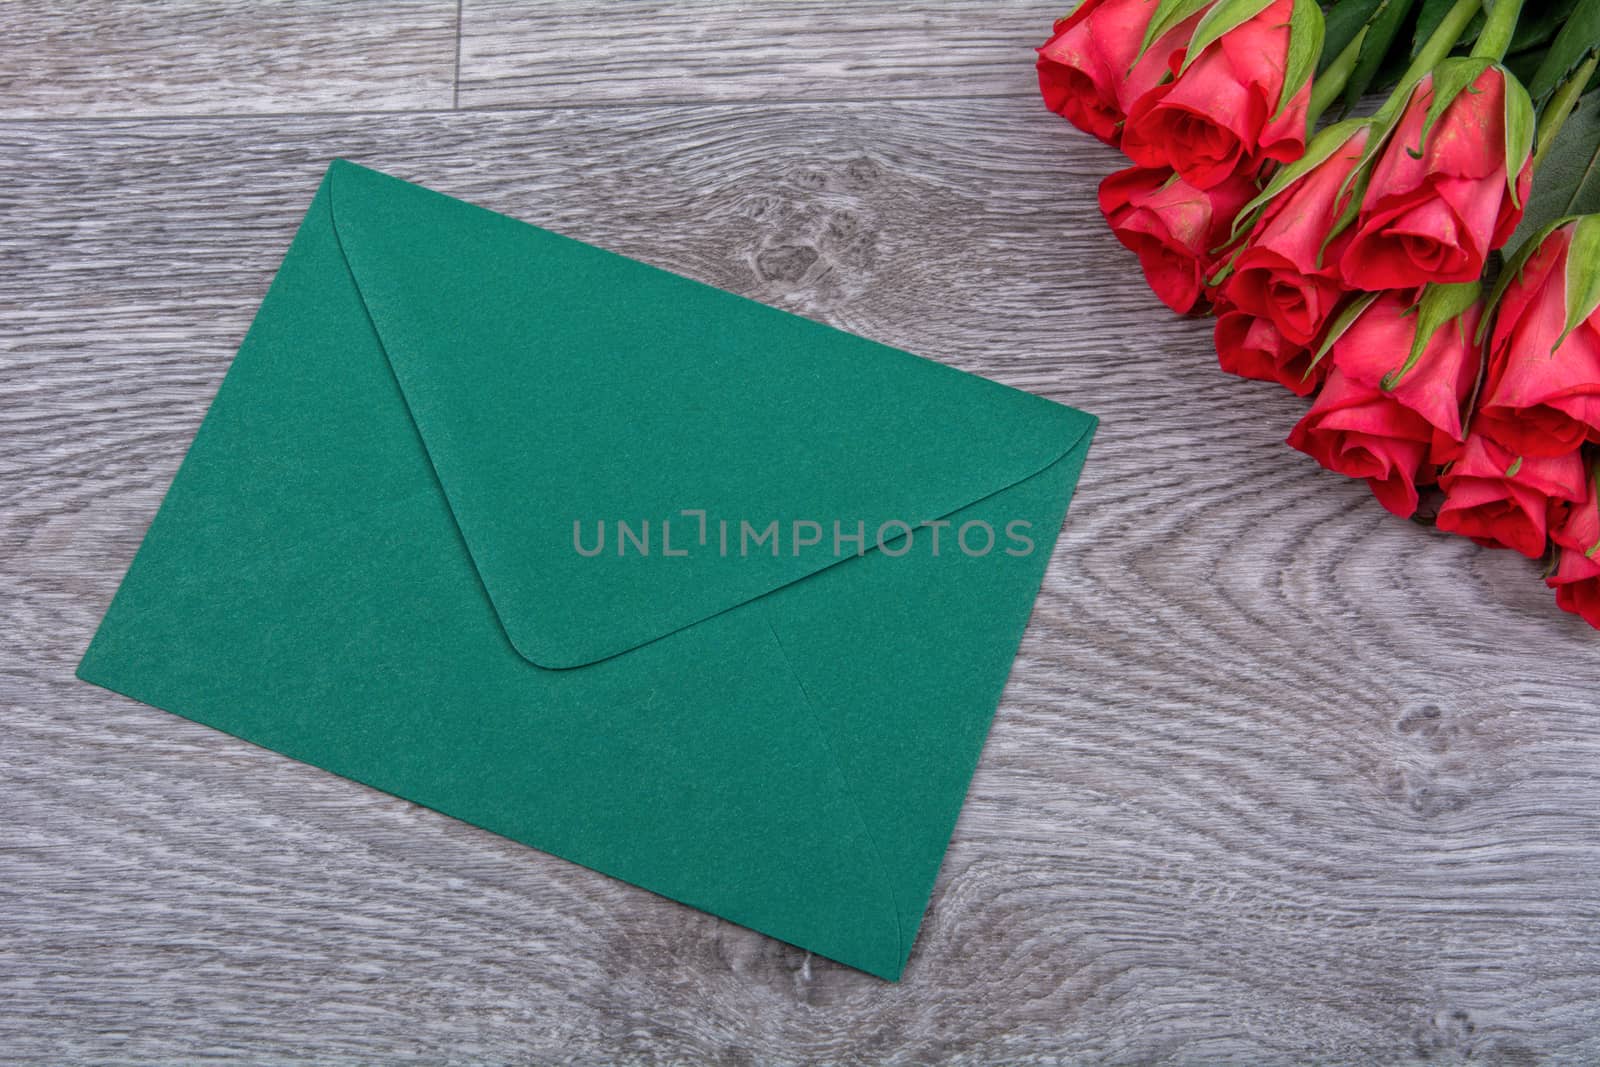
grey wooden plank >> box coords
[0,1,458,119]
[3,99,1600,1064]
[458,0,1054,108]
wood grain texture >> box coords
[457,0,1051,108]
[3,5,1600,1064]
[0,1,458,119]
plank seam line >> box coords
[452,0,464,110]
[0,92,1036,126]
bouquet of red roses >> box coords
[1039,0,1600,629]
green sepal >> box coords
[1277,0,1326,116]
[1559,213,1600,346]
[1320,95,1416,257]
[1479,214,1580,343]
[1179,0,1276,76]
[1380,281,1482,391]
[1138,0,1216,61]
[1413,56,1495,157]
[1206,241,1247,287]
[1501,67,1536,207]
[1231,117,1369,240]
[1587,462,1600,557]
[1307,290,1382,375]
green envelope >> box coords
[77,160,1096,980]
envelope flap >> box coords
[325,160,1094,668]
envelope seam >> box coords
[322,165,543,668]
[759,601,908,974]
[560,427,1096,669]
[550,424,1098,669]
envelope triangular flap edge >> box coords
[323,160,1093,669]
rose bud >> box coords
[1098,165,1257,314]
[1214,311,1325,395]
[1475,217,1600,457]
[1435,435,1588,557]
[1340,60,1534,291]
[1224,125,1368,347]
[1286,287,1480,518]
[1546,461,1600,629]
[1036,0,1200,148]
[1121,0,1319,189]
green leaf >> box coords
[1278,0,1325,114]
[1503,68,1536,207]
[1207,247,1242,287]
[1138,0,1216,60]
[1505,44,1553,88]
[1507,89,1600,249]
[1560,213,1600,345]
[1231,117,1369,237]
[1310,290,1383,373]
[1381,281,1482,391]
[1508,0,1578,53]
[1180,0,1276,75]
[1343,0,1420,110]
[1480,216,1569,342]
[1321,0,1383,72]
[1528,0,1600,104]
[1322,99,1414,251]
[1506,44,1597,94]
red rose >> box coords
[1036,0,1197,148]
[1121,0,1312,188]
[1099,165,1256,313]
[1224,127,1367,347]
[1340,65,1532,291]
[1286,292,1479,517]
[1546,466,1600,629]
[1435,435,1587,557]
[1476,224,1600,457]
[1214,311,1325,395]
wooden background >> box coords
[3,2,1598,1063]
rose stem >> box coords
[1306,28,1365,126]
[1371,0,1482,124]
[1471,0,1524,63]
[1533,54,1600,171]
[1402,0,1482,85]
